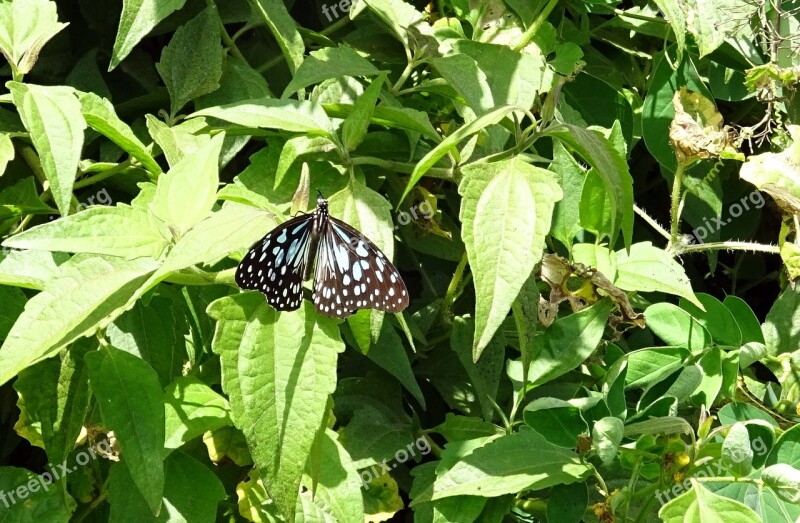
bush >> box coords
[0,0,799,521]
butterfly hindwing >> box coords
[312,217,409,318]
[235,213,314,311]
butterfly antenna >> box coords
[316,188,325,199]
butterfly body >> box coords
[236,196,409,318]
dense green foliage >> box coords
[1,0,800,521]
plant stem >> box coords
[74,160,135,190]
[206,0,248,64]
[669,161,686,248]
[513,0,560,51]
[351,156,454,180]
[634,204,671,241]
[164,267,237,286]
[677,241,781,255]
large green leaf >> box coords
[0,255,158,386]
[110,0,187,70]
[282,45,380,97]
[459,157,562,358]
[249,0,304,74]
[645,302,711,351]
[0,466,72,521]
[86,346,165,514]
[429,430,591,499]
[7,82,86,216]
[528,299,612,388]
[77,91,161,174]
[13,338,93,465]
[164,376,231,451]
[149,133,224,239]
[193,98,334,136]
[107,452,225,522]
[0,0,68,76]
[740,125,800,217]
[615,242,702,308]
[156,7,224,117]
[0,248,68,290]
[207,294,344,520]
[659,480,761,523]
[545,123,633,248]
[3,205,171,260]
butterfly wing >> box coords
[312,217,409,318]
[235,214,315,311]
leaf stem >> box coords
[513,0,560,52]
[206,0,249,64]
[669,161,686,248]
[351,156,454,180]
[163,267,237,286]
[676,241,781,255]
[634,204,671,241]
[74,160,135,190]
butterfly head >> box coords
[316,191,328,213]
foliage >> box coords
[0,0,800,521]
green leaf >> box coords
[432,413,504,443]
[523,398,588,448]
[451,316,505,421]
[0,248,68,290]
[430,53,493,114]
[366,321,426,408]
[283,45,380,97]
[739,126,800,218]
[249,0,304,74]
[7,82,86,216]
[164,376,231,451]
[195,56,273,108]
[652,0,686,62]
[324,103,441,141]
[338,404,415,469]
[108,451,226,522]
[685,0,724,57]
[0,177,55,219]
[86,346,165,514]
[547,482,588,523]
[459,158,562,357]
[430,430,591,499]
[549,141,587,248]
[762,464,800,504]
[3,205,170,260]
[402,105,518,202]
[157,202,275,276]
[680,293,742,346]
[77,91,161,174]
[625,347,690,389]
[528,299,612,388]
[615,242,702,308]
[0,255,157,386]
[342,72,386,152]
[301,429,365,523]
[721,422,753,478]
[545,123,633,248]
[659,480,761,523]
[453,40,544,110]
[645,303,711,351]
[13,338,93,465]
[0,131,14,174]
[193,98,334,136]
[763,284,800,357]
[351,0,427,49]
[0,466,72,520]
[110,0,187,70]
[149,133,224,238]
[207,295,343,520]
[106,297,185,387]
[145,115,211,168]
[156,7,224,117]
[0,0,68,76]
[561,74,635,147]
[592,416,624,465]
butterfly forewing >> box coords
[235,214,314,311]
[311,216,409,318]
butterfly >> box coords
[235,194,409,318]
